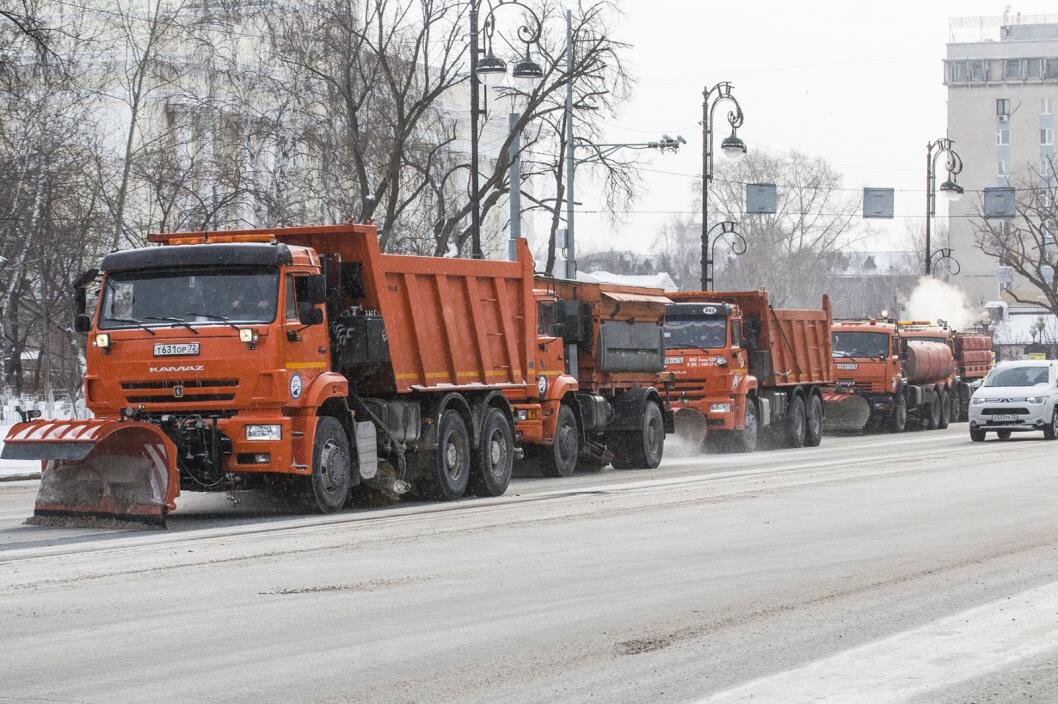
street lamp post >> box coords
[925,138,965,276]
[560,135,684,277]
[707,221,747,289]
[701,82,746,290]
[928,247,962,279]
[469,0,543,259]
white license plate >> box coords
[153,342,200,357]
[992,414,1018,422]
[836,362,859,370]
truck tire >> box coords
[611,401,665,469]
[805,393,823,447]
[924,393,941,430]
[784,394,806,448]
[951,389,961,424]
[537,404,578,477]
[417,409,471,500]
[887,392,907,433]
[305,416,353,513]
[938,388,951,429]
[1045,409,1058,440]
[729,398,759,453]
[468,408,513,497]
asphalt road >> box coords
[2,425,1057,703]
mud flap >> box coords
[821,392,871,432]
[2,420,179,526]
[673,407,708,447]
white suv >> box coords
[968,360,1058,441]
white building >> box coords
[945,14,1058,307]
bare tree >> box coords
[974,161,1058,314]
[708,150,867,306]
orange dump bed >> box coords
[269,225,535,395]
[670,290,833,388]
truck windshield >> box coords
[832,331,888,358]
[664,318,727,349]
[98,268,279,329]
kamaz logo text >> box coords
[149,365,205,373]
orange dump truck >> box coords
[664,291,833,452]
[518,277,674,475]
[2,224,545,525]
[825,319,957,432]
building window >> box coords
[998,160,1007,176]
[1043,128,1054,145]
[997,128,1011,145]
[1005,59,1023,80]
[997,98,1011,118]
[972,60,987,82]
[1047,59,1058,80]
[1028,58,1044,80]
[1043,157,1052,175]
[1044,97,1054,115]
[949,61,968,83]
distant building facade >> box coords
[945,14,1058,307]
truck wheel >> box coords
[1045,409,1058,440]
[305,417,352,513]
[887,392,907,433]
[924,393,941,430]
[612,401,665,469]
[805,393,823,447]
[537,404,578,477]
[938,388,951,429]
[729,398,759,453]
[970,427,986,442]
[468,408,513,497]
[951,389,962,424]
[418,410,471,500]
[784,394,806,448]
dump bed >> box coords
[536,277,669,387]
[272,225,536,395]
[669,290,833,388]
[954,332,993,379]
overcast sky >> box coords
[569,0,1058,257]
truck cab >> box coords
[831,320,902,397]
[664,301,753,438]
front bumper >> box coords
[969,402,1051,431]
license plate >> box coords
[992,414,1018,422]
[153,342,200,357]
[836,362,859,370]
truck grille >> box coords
[121,379,238,404]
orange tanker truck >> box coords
[898,323,993,422]
[2,224,562,525]
[664,290,833,452]
[824,319,957,432]
[520,278,673,475]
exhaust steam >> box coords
[905,277,977,329]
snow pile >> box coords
[905,277,978,329]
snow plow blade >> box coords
[2,419,179,527]
[822,392,871,432]
[673,407,708,449]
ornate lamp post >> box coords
[928,247,962,279]
[707,221,747,289]
[468,1,544,259]
[701,81,746,290]
[925,138,965,276]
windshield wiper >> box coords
[104,317,156,335]
[144,316,199,334]
[833,350,852,358]
[183,311,241,332]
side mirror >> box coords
[305,274,327,305]
[74,314,92,334]
[298,302,324,326]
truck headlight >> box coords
[245,424,281,441]
[94,333,110,348]
[709,403,732,413]
[239,328,258,344]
